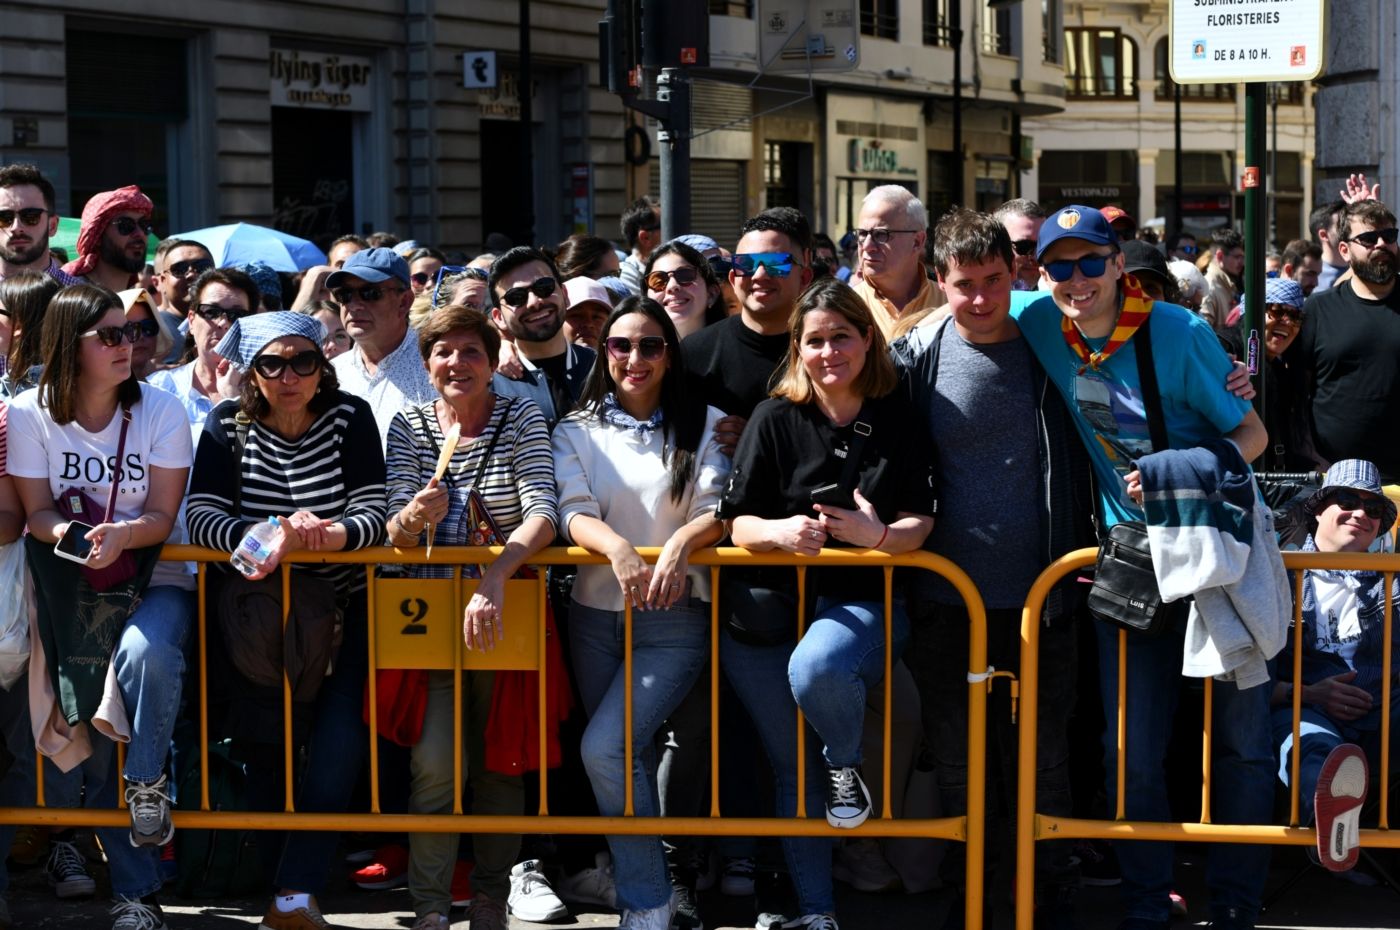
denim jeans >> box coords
[788,598,909,768]
[720,628,835,916]
[1095,619,1273,924]
[1270,705,1381,824]
[113,586,193,783]
[570,599,710,911]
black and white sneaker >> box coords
[124,775,174,848]
[45,839,96,899]
[825,766,871,829]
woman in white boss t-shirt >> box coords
[8,285,192,927]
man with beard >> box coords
[1295,199,1400,479]
[0,164,79,285]
[153,239,214,317]
[488,246,595,428]
[1201,227,1245,337]
[60,184,154,292]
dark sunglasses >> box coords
[252,349,323,380]
[1265,304,1303,325]
[604,335,667,361]
[111,216,152,238]
[732,252,800,277]
[167,257,215,277]
[81,322,143,347]
[194,303,254,324]
[0,208,48,228]
[129,318,161,339]
[1328,491,1389,520]
[332,284,402,305]
[1043,252,1115,283]
[646,267,700,291]
[1346,227,1400,248]
[499,276,558,308]
[430,265,469,307]
[1010,239,1037,257]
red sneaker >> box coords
[451,860,476,909]
[352,843,409,890]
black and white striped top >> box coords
[187,393,387,593]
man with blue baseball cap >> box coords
[329,246,435,443]
[1011,205,1276,930]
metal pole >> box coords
[951,0,964,205]
[657,68,691,242]
[1270,85,1279,247]
[518,0,535,246]
[1174,80,1183,236]
[1243,81,1267,434]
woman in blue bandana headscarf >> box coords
[550,295,730,928]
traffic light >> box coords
[641,0,709,70]
[598,0,640,94]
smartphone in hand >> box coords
[54,521,96,564]
[810,483,856,510]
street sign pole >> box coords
[657,69,691,242]
[1243,81,1267,421]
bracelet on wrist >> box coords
[874,524,889,550]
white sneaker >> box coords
[509,859,568,921]
[556,851,617,909]
[832,838,900,892]
[619,891,678,930]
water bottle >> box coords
[230,516,280,577]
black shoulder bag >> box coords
[1085,315,1192,636]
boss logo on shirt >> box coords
[60,453,147,484]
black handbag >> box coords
[1085,315,1189,636]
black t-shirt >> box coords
[717,389,937,600]
[1296,280,1400,477]
[681,315,790,418]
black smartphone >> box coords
[810,482,856,510]
[54,521,96,564]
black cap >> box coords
[1120,240,1170,287]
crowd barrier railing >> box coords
[7,544,993,930]
[1014,547,1400,930]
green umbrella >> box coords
[49,216,158,264]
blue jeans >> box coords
[788,598,909,768]
[570,599,709,911]
[1270,705,1381,824]
[720,629,835,916]
[114,586,193,783]
[1095,620,1273,924]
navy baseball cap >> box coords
[1037,205,1121,261]
[326,247,411,288]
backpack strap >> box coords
[1133,313,1170,453]
[230,412,252,518]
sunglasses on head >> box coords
[111,216,152,238]
[194,303,253,324]
[168,257,214,277]
[1265,304,1303,325]
[499,276,558,308]
[252,349,322,380]
[646,267,700,291]
[854,228,919,245]
[331,284,401,305]
[429,265,469,307]
[732,252,800,277]
[1010,239,1037,257]
[604,335,667,361]
[1346,226,1400,248]
[1328,490,1389,520]
[0,208,48,228]
[81,322,144,347]
[1043,252,1116,283]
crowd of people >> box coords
[0,158,1397,930]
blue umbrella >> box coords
[170,223,328,272]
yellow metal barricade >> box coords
[1014,548,1400,930]
[5,544,994,930]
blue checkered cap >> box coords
[1306,458,1398,530]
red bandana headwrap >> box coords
[60,185,154,281]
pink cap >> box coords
[563,276,614,313]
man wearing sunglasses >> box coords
[487,246,594,430]
[1016,204,1273,930]
[328,247,436,444]
[993,198,1048,292]
[1166,231,1199,264]
[851,185,939,340]
[153,239,215,319]
[1294,199,1400,480]
[1268,459,1399,875]
[0,164,80,286]
[61,184,155,294]
[619,196,662,296]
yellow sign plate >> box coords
[373,577,541,671]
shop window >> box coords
[1153,39,1235,101]
[983,4,1013,56]
[1064,28,1137,98]
[923,0,952,47]
[861,0,899,39]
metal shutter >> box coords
[648,158,747,249]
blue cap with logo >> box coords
[1037,205,1121,261]
[326,247,411,289]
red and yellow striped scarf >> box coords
[1060,273,1154,375]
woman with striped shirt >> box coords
[185,311,387,930]
[383,305,557,930]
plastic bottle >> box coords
[230,516,280,577]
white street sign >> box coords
[1169,0,1325,83]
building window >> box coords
[1042,0,1060,63]
[861,0,899,39]
[1152,39,1234,101]
[923,0,952,47]
[709,0,752,15]
[982,3,1013,56]
[1064,28,1137,98]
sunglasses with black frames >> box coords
[251,350,323,380]
[498,276,558,308]
[81,322,145,347]
[1326,491,1389,521]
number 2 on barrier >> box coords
[375,577,540,670]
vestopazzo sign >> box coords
[1169,0,1325,83]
